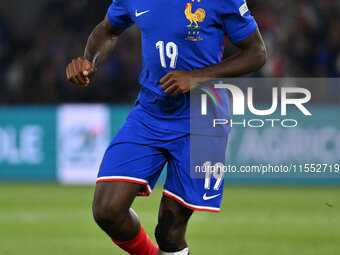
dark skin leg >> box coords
[156,195,194,252]
[93,180,194,249]
[92,181,143,242]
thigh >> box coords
[92,181,142,241]
[97,117,168,196]
[164,135,228,213]
[93,181,142,218]
[93,181,142,211]
[98,142,167,195]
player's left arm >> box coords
[161,29,267,96]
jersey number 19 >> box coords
[156,41,178,69]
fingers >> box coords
[83,67,97,77]
[161,78,175,91]
[68,61,79,85]
[164,84,178,94]
[160,71,187,96]
[66,63,71,80]
[165,85,182,96]
[66,59,80,84]
[160,72,172,84]
[83,68,97,86]
[171,88,182,97]
[73,59,85,84]
[66,57,94,86]
[80,57,86,73]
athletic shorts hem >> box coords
[96,176,152,196]
[163,190,220,213]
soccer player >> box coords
[66,0,266,254]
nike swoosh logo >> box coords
[135,9,150,17]
[203,193,221,201]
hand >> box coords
[160,70,195,96]
[66,57,97,86]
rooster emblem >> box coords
[185,3,206,29]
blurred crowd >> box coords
[0,0,339,104]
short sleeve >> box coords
[221,0,258,44]
[107,0,134,28]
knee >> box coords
[155,210,184,252]
[155,225,180,252]
[92,197,127,230]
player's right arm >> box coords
[66,15,125,86]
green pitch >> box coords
[0,184,339,255]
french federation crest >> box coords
[185,1,206,41]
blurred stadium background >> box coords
[0,0,339,254]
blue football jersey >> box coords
[107,0,258,134]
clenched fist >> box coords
[66,57,97,86]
